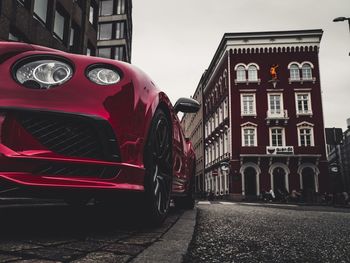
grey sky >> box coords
[132,0,350,130]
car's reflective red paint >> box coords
[0,41,195,197]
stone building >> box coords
[199,29,329,200]
[181,73,205,196]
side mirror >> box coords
[174,97,200,113]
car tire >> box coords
[174,170,195,210]
[143,108,173,225]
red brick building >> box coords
[200,30,329,200]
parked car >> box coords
[0,41,199,224]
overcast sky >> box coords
[132,0,350,130]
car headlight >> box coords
[14,59,73,89]
[87,67,121,85]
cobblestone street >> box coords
[0,202,184,262]
[184,201,350,263]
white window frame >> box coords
[269,127,285,147]
[297,122,315,147]
[224,98,228,119]
[295,92,312,116]
[301,63,313,81]
[289,63,300,81]
[241,93,256,116]
[235,64,246,82]
[268,93,284,117]
[241,125,257,147]
[247,63,260,82]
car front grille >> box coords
[15,111,120,162]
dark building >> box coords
[184,29,329,200]
[97,0,132,62]
[0,0,99,55]
[327,119,350,193]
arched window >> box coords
[302,64,313,80]
[290,64,300,80]
[236,65,246,81]
[248,65,258,81]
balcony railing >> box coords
[266,110,289,125]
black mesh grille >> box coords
[16,111,119,161]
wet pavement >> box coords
[0,202,187,262]
[184,201,350,263]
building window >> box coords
[242,127,257,147]
[116,0,126,14]
[224,98,228,119]
[99,0,114,16]
[270,128,285,146]
[115,46,125,60]
[98,23,113,40]
[219,105,223,124]
[248,65,258,81]
[297,122,314,147]
[98,47,112,58]
[241,94,256,116]
[268,93,283,116]
[236,65,246,81]
[302,63,313,80]
[115,22,125,39]
[296,93,312,115]
[69,23,80,53]
[8,28,21,41]
[290,64,300,80]
[54,9,67,41]
[289,62,315,83]
[33,0,48,23]
[87,42,95,56]
[89,2,98,27]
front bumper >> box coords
[0,109,145,192]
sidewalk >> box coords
[131,208,197,263]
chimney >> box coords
[347,118,350,129]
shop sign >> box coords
[266,146,294,155]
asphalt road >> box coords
[184,201,350,263]
[0,201,187,262]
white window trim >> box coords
[295,92,313,116]
[297,122,315,147]
[241,122,258,147]
[269,127,286,147]
[267,93,284,118]
[240,93,257,116]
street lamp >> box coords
[333,16,350,55]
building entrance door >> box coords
[302,167,315,202]
[244,167,257,196]
[273,167,286,192]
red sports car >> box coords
[0,41,199,224]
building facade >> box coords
[97,0,132,62]
[181,73,205,196]
[201,30,329,200]
[327,119,350,193]
[0,0,99,55]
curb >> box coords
[131,207,197,263]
